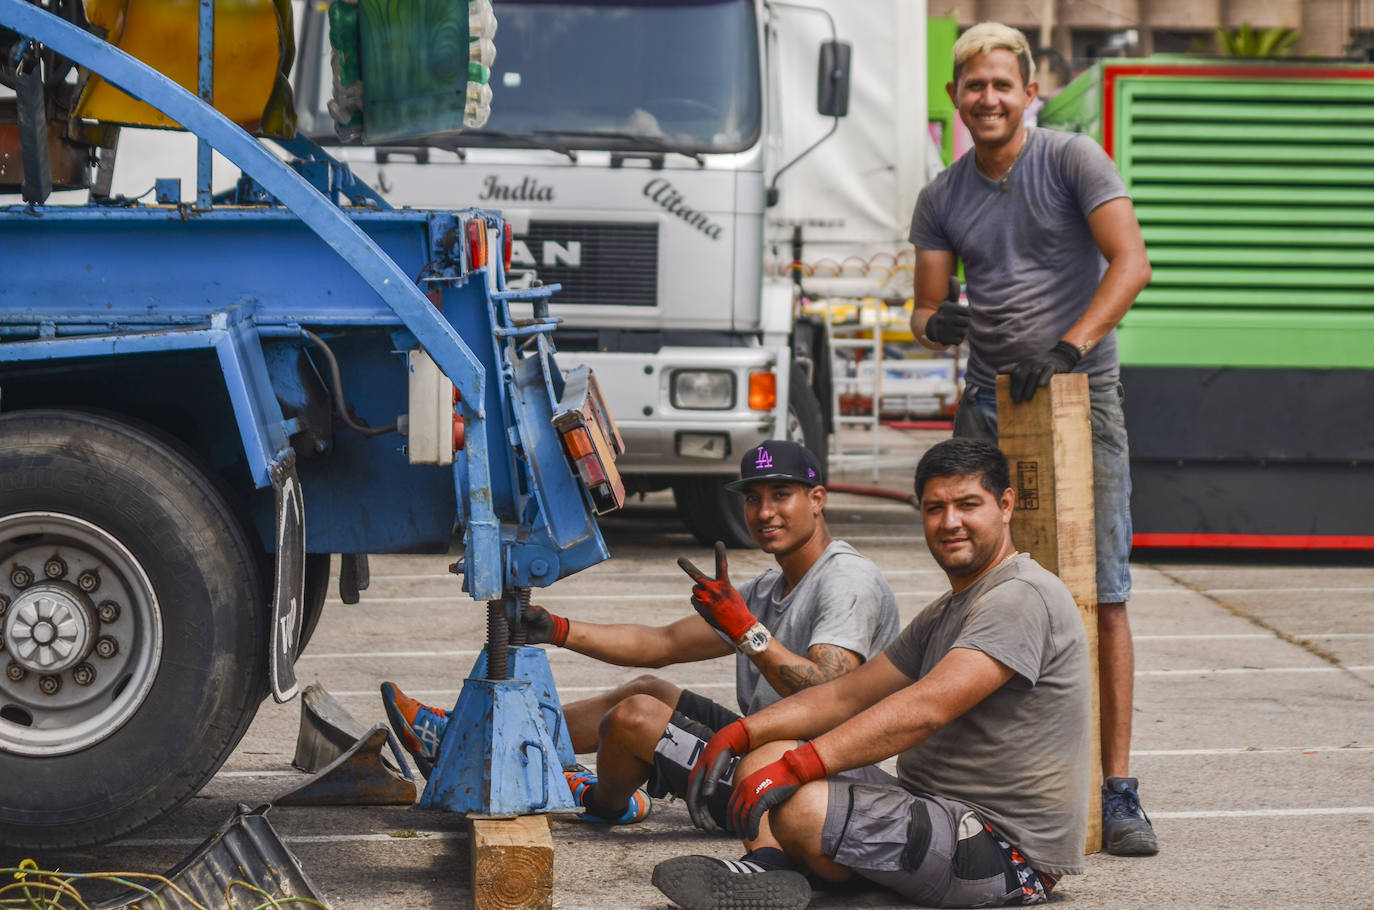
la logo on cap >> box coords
[754,447,774,470]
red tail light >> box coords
[466,218,488,269]
[502,223,513,271]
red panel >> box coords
[1133,533,1374,551]
[1100,62,1374,161]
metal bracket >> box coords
[14,49,51,204]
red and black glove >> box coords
[727,741,828,841]
[516,604,569,647]
[685,718,751,831]
[677,541,757,644]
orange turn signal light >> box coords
[748,371,777,411]
[563,426,594,459]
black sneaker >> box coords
[1102,776,1159,856]
[652,855,811,910]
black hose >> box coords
[300,329,398,437]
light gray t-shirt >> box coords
[885,553,1090,875]
[733,540,900,715]
[909,126,1129,390]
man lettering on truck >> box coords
[382,439,899,827]
[652,438,1089,910]
[908,22,1156,854]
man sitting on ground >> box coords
[382,439,900,827]
[653,438,1090,909]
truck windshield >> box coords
[477,0,760,154]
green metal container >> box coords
[1038,59,1374,548]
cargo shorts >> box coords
[820,766,1051,907]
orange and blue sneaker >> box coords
[565,769,651,825]
[380,682,448,778]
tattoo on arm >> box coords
[775,644,862,695]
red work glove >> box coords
[517,605,569,647]
[727,741,829,841]
[685,718,751,832]
[677,541,757,643]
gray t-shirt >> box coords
[909,126,1129,390]
[734,540,900,715]
[885,553,1090,875]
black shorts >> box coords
[645,688,741,828]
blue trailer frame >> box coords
[0,0,616,840]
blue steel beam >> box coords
[0,1,484,411]
[0,319,291,485]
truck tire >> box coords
[0,410,267,850]
[673,365,827,549]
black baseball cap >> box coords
[725,440,824,492]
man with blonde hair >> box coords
[910,21,1157,857]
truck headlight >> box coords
[671,370,735,410]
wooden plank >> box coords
[470,814,554,910]
[995,373,1102,855]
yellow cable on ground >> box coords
[2,864,329,910]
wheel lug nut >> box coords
[10,566,33,588]
[39,675,61,695]
[72,663,96,686]
[44,557,68,579]
[6,662,24,682]
[95,637,119,659]
[0,594,9,616]
[77,571,100,592]
[98,600,121,623]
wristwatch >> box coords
[735,622,772,656]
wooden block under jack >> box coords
[470,814,554,910]
[995,373,1102,855]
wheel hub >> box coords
[4,584,97,674]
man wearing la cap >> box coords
[382,439,899,828]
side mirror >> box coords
[817,40,852,118]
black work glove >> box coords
[923,300,971,346]
[1006,341,1082,404]
[511,604,569,646]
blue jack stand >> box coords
[420,595,577,815]
[469,645,577,769]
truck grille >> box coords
[522,221,658,307]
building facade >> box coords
[933,0,1374,88]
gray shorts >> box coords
[955,382,1133,603]
[820,766,1025,908]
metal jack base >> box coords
[419,674,577,816]
[470,644,577,769]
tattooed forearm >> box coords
[774,644,861,695]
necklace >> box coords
[977,130,1028,193]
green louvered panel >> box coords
[1114,72,1374,367]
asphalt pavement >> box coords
[9,426,1373,909]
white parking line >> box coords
[1134,746,1374,756]
[1138,666,1372,676]
[1152,807,1374,819]
[1202,587,1374,595]
[114,805,1374,848]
